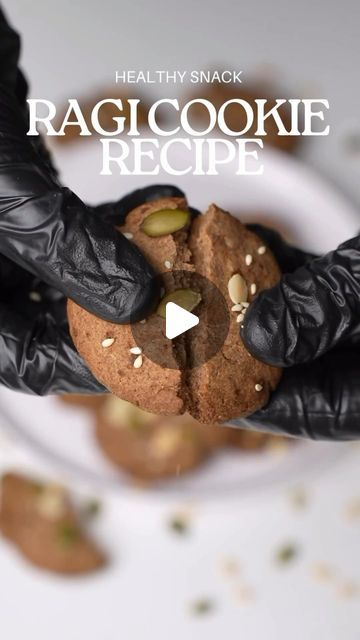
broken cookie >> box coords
[68,198,281,423]
[0,473,105,575]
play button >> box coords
[165,302,199,340]
[130,270,229,370]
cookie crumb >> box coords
[344,497,360,521]
[310,563,334,582]
[102,338,115,348]
[189,598,215,616]
[275,542,299,565]
[288,487,308,509]
[83,499,102,519]
[139,319,146,324]
[336,581,359,599]
[164,260,172,269]
[168,513,189,535]
[220,557,240,577]
[234,585,254,603]
[57,523,80,548]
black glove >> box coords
[0,7,185,394]
[233,224,360,441]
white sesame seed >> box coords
[257,245,266,255]
[133,355,143,369]
[231,304,243,312]
[245,254,253,266]
[101,338,115,348]
[250,283,257,295]
[29,291,42,302]
[139,319,146,324]
[255,383,263,392]
[123,232,133,240]
[129,346,142,355]
[242,302,250,308]
[164,260,172,269]
[236,314,245,323]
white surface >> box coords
[0,432,360,640]
[166,302,199,340]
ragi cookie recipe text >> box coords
[27,97,330,176]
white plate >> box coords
[0,141,357,495]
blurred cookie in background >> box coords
[0,473,105,575]
[94,396,210,481]
[93,396,288,482]
[59,394,107,411]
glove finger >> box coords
[246,223,317,273]
[0,298,105,395]
[0,88,159,323]
[242,235,360,366]
[93,184,186,225]
[230,347,360,441]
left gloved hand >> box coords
[0,6,188,395]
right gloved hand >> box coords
[233,224,360,441]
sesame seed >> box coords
[139,319,146,324]
[133,355,143,369]
[255,383,263,392]
[245,254,253,266]
[257,246,266,255]
[236,314,245,323]
[242,302,250,308]
[130,346,142,355]
[231,304,243,312]
[164,260,172,269]
[101,338,115,348]
[123,232,133,240]
[310,563,334,582]
[250,283,257,295]
[29,291,42,302]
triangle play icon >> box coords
[165,302,199,340]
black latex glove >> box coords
[232,224,360,441]
[0,7,186,394]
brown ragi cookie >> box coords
[68,198,281,423]
[0,473,105,575]
[94,397,285,480]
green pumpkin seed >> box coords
[157,289,202,318]
[141,208,190,237]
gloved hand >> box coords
[234,224,360,441]
[0,7,185,394]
